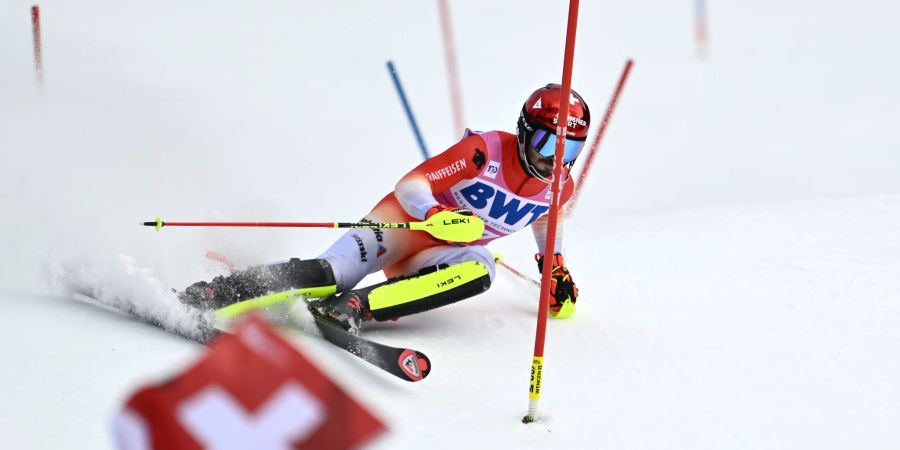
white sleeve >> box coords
[531,212,563,254]
[395,176,438,220]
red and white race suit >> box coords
[317,130,574,291]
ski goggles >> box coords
[529,128,586,164]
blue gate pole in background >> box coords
[386,61,431,160]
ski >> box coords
[71,290,431,382]
[71,289,217,344]
[213,289,432,382]
[311,314,431,382]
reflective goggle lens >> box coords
[530,129,586,163]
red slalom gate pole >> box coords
[437,0,465,135]
[695,0,709,58]
[31,5,43,85]
[567,59,634,216]
[523,0,580,424]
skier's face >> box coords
[525,141,555,179]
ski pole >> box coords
[494,253,540,289]
[141,210,485,243]
[494,254,575,319]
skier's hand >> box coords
[535,253,578,318]
[422,205,482,243]
[426,204,473,220]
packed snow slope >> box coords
[1,1,899,449]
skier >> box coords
[179,83,588,335]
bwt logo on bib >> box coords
[458,181,549,226]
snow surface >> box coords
[2,1,899,449]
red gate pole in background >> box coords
[32,5,43,86]
[437,0,465,136]
[523,0,581,424]
[567,59,634,216]
[695,0,709,58]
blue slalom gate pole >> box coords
[386,61,431,160]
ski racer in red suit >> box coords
[179,84,589,335]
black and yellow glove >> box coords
[535,253,578,318]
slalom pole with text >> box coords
[523,0,581,424]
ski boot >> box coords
[308,261,492,334]
[178,258,337,310]
[308,292,371,336]
[177,281,218,309]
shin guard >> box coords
[354,261,491,321]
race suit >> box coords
[317,130,574,291]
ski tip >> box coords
[398,349,431,382]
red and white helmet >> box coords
[516,84,591,180]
